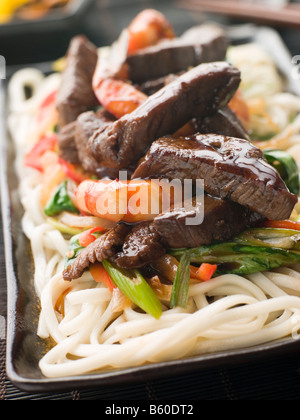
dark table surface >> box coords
[1,0,300,401]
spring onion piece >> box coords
[47,218,83,236]
[102,260,162,319]
[263,149,300,195]
[44,180,78,217]
[170,251,191,309]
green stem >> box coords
[170,251,191,309]
[102,260,162,319]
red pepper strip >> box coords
[90,262,116,292]
[191,263,217,282]
[259,220,300,231]
[59,159,88,184]
[24,133,58,172]
[36,91,57,122]
[78,227,106,248]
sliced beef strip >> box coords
[56,35,98,128]
[113,222,166,269]
[126,24,229,83]
[89,62,241,171]
[153,195,263,249]
[63,223,130,281]
[57,120,80,164]
[133,134,297,221]
[137,73,181,96]
[194,106,250,141]
[75,109,116,175]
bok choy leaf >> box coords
[44,180,78,217]
[263,149,300,195]
[170,228,300,276]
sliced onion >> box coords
[66,179,78,207]
[58,211,116,230]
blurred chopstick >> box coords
[178,0,300,28]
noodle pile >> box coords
[7,44,300,379]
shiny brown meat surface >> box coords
[89,62,241,171]
[63,224,130,281]
[126,24,229,83]
[133,134,297,220]
[153,195,264,249]
[56,35,98,128]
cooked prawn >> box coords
[75,178,181,224]
[92,9,175,119]
[126,9,175,55]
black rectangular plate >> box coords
[0,0,96,36]
[1,24,300,393]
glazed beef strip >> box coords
[75,109,116,175]
[57,120,80,164]
[153,195,263,250]
[63,223,130,281]
[89,62,241,171]
[126,24,229,83]
[137,73,181,96]
[56,35,98,128]
[114,222,166,269]
[133,134,297,221]
[194,106,250,141]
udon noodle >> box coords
[7,43,300,378]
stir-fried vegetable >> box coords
[194,263,218,281]
[46,217,83,236]
[64,233,85,269]
[24,133,58,172]
[90,262,116,292]
[263,149,300,195]
[44,180,78,217]
[59,159,89,184]
[236,226,300,249]
[78,227,106,247]
[64,233,162,317]
[170,251,191,309]
[170,227,300,276]
[102,260,162,319]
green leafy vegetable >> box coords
[235,227,300,250]
[102,260,162,319]
[170,251,191,309]
[170,228,300,276]
[44,180,78,217]
[263,149,300,195]
[64,233,85,269]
